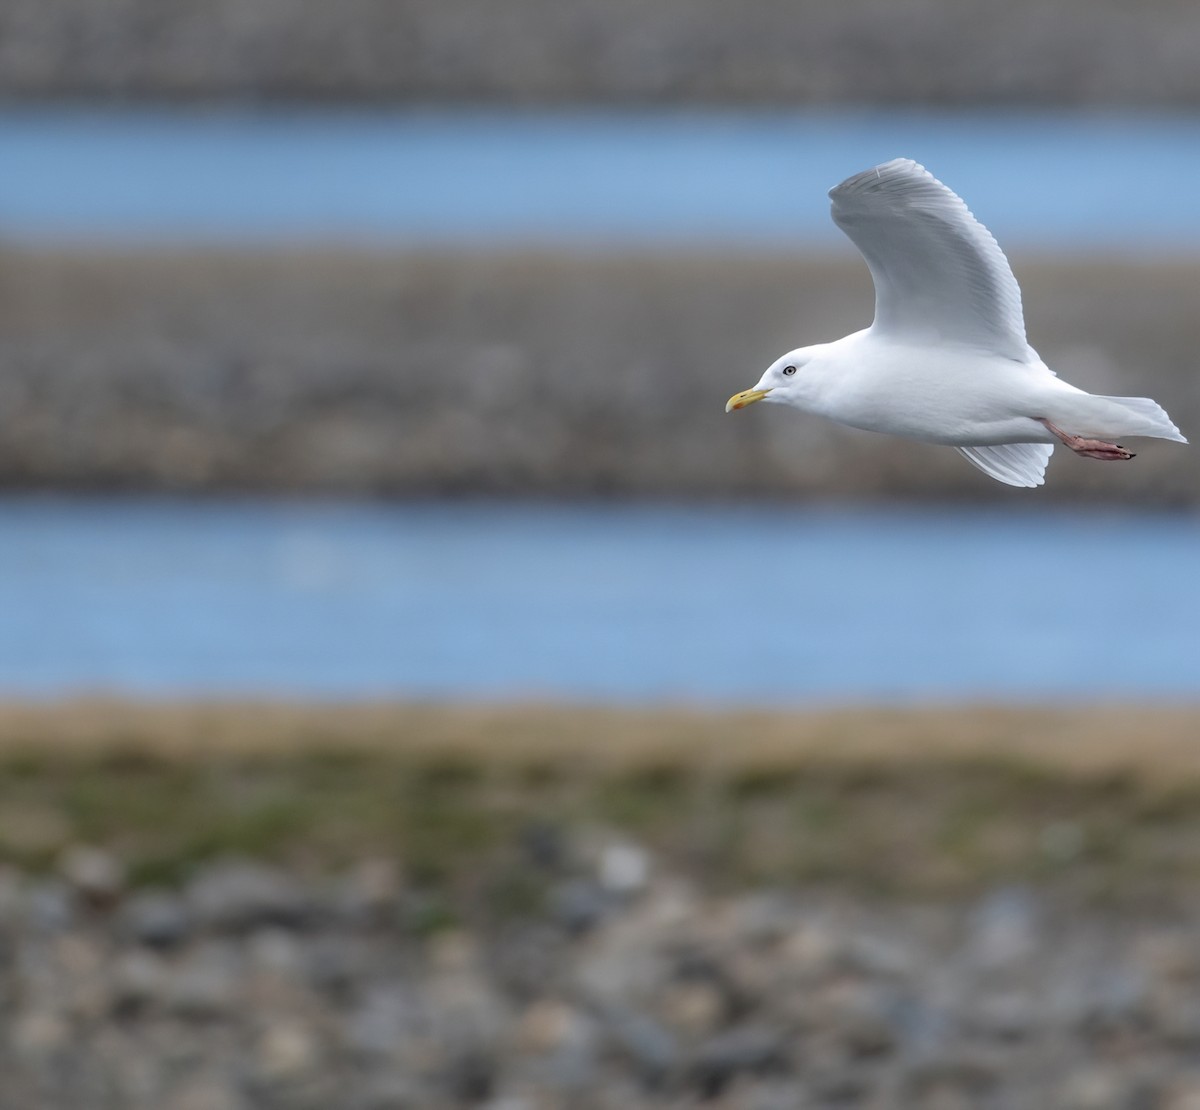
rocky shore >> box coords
[0,248,1195,502]
[2,0,1200,106]
[11,846,1200,1108]
[3,702,1200,1107]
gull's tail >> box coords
[1095,396,1187,443]
[1056,394,1188,444]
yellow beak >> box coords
[725,387,772,413]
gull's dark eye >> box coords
[782,365,797,376]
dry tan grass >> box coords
[3,699,1199,784]
[3,700,1200,896]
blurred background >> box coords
[1,3,1200,1108]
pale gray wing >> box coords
[829,158,1032,361]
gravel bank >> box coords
[2,1,1200,106]
[3,702,1200,1106]
[9,848,1200,1108]
[0,248,1195,502]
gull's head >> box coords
[725,346,825,414]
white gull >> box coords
[726,158,1186,487]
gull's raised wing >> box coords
[829,158,1032,362]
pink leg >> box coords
[1039,419,1135,461]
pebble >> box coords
[186,859,310,932]
[1163,1079,1200,1110]
[110,950,169,1012]
[342,986,413,1059]
[59,845,125,905]
[11,1009,70,1057]
[24,878,76,932]
[255,1022,320,1080]
[605,1007,679,1084]
[660,980,725,1037]
[166,942,242,1018]
[551,878,610,935]
[517,999,585,1054]
[1154,991,1200,1047]
[691,1026,786,1096]
[822,981,902,1057]
[966,990,1038,1041]
[1058,1067,1126,1110]
[169,1073,248,1110]
[904,1052,1001,1098]
[598,843,650,894]
[333,858,403,925]
[967,887,1039,971]
[120,888,192,947]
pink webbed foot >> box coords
[1039,419,1135,461]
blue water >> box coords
[1,498,1196,703]
[3,108,1200,247]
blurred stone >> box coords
[730,891,800,945]
[334,858,403,925]
[903,1052,1000,1099]
[25,878,76,932]
[691,1026,787,1097]
[426,928,477,974]
[1078,968,1150,1037]
[517,999,585,1054]
[305,934,367,998]
[0,865,24,927]
[781,919,840,977]
[605,1007,679,1084]
[353,1073,425,1110]
[170,1073,247,1110]
[574,920,668,1007]
[551,879,610,935]
[520,821,566,871]
[1163,1077,1200,1110]
[247,927,306,977]
[660,981,725,1037]
[1153,991,1200,1047]
[58,845,125,905]
[11,1009,70,1057]
[186,860,310,932]
[491,923,565,998]
[441,1047,496,1103]
[120,888,192,948]
[844,932,917,980]
[1057,1067,1126,1110]
[110,950,170,1013]
[965,991,1037,1041]
[1136,932,1200,983]
[343,986,414,1059]
[967,887,1039,971]
[167,942,242,1018]
[820,981,902,1057]
[598,842,650,894]
[743,1080,815,1110]
[256,1022,320,1081]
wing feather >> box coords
[956,443,1053,487]
[829,159,1032,362]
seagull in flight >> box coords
[726,158,1186,487]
